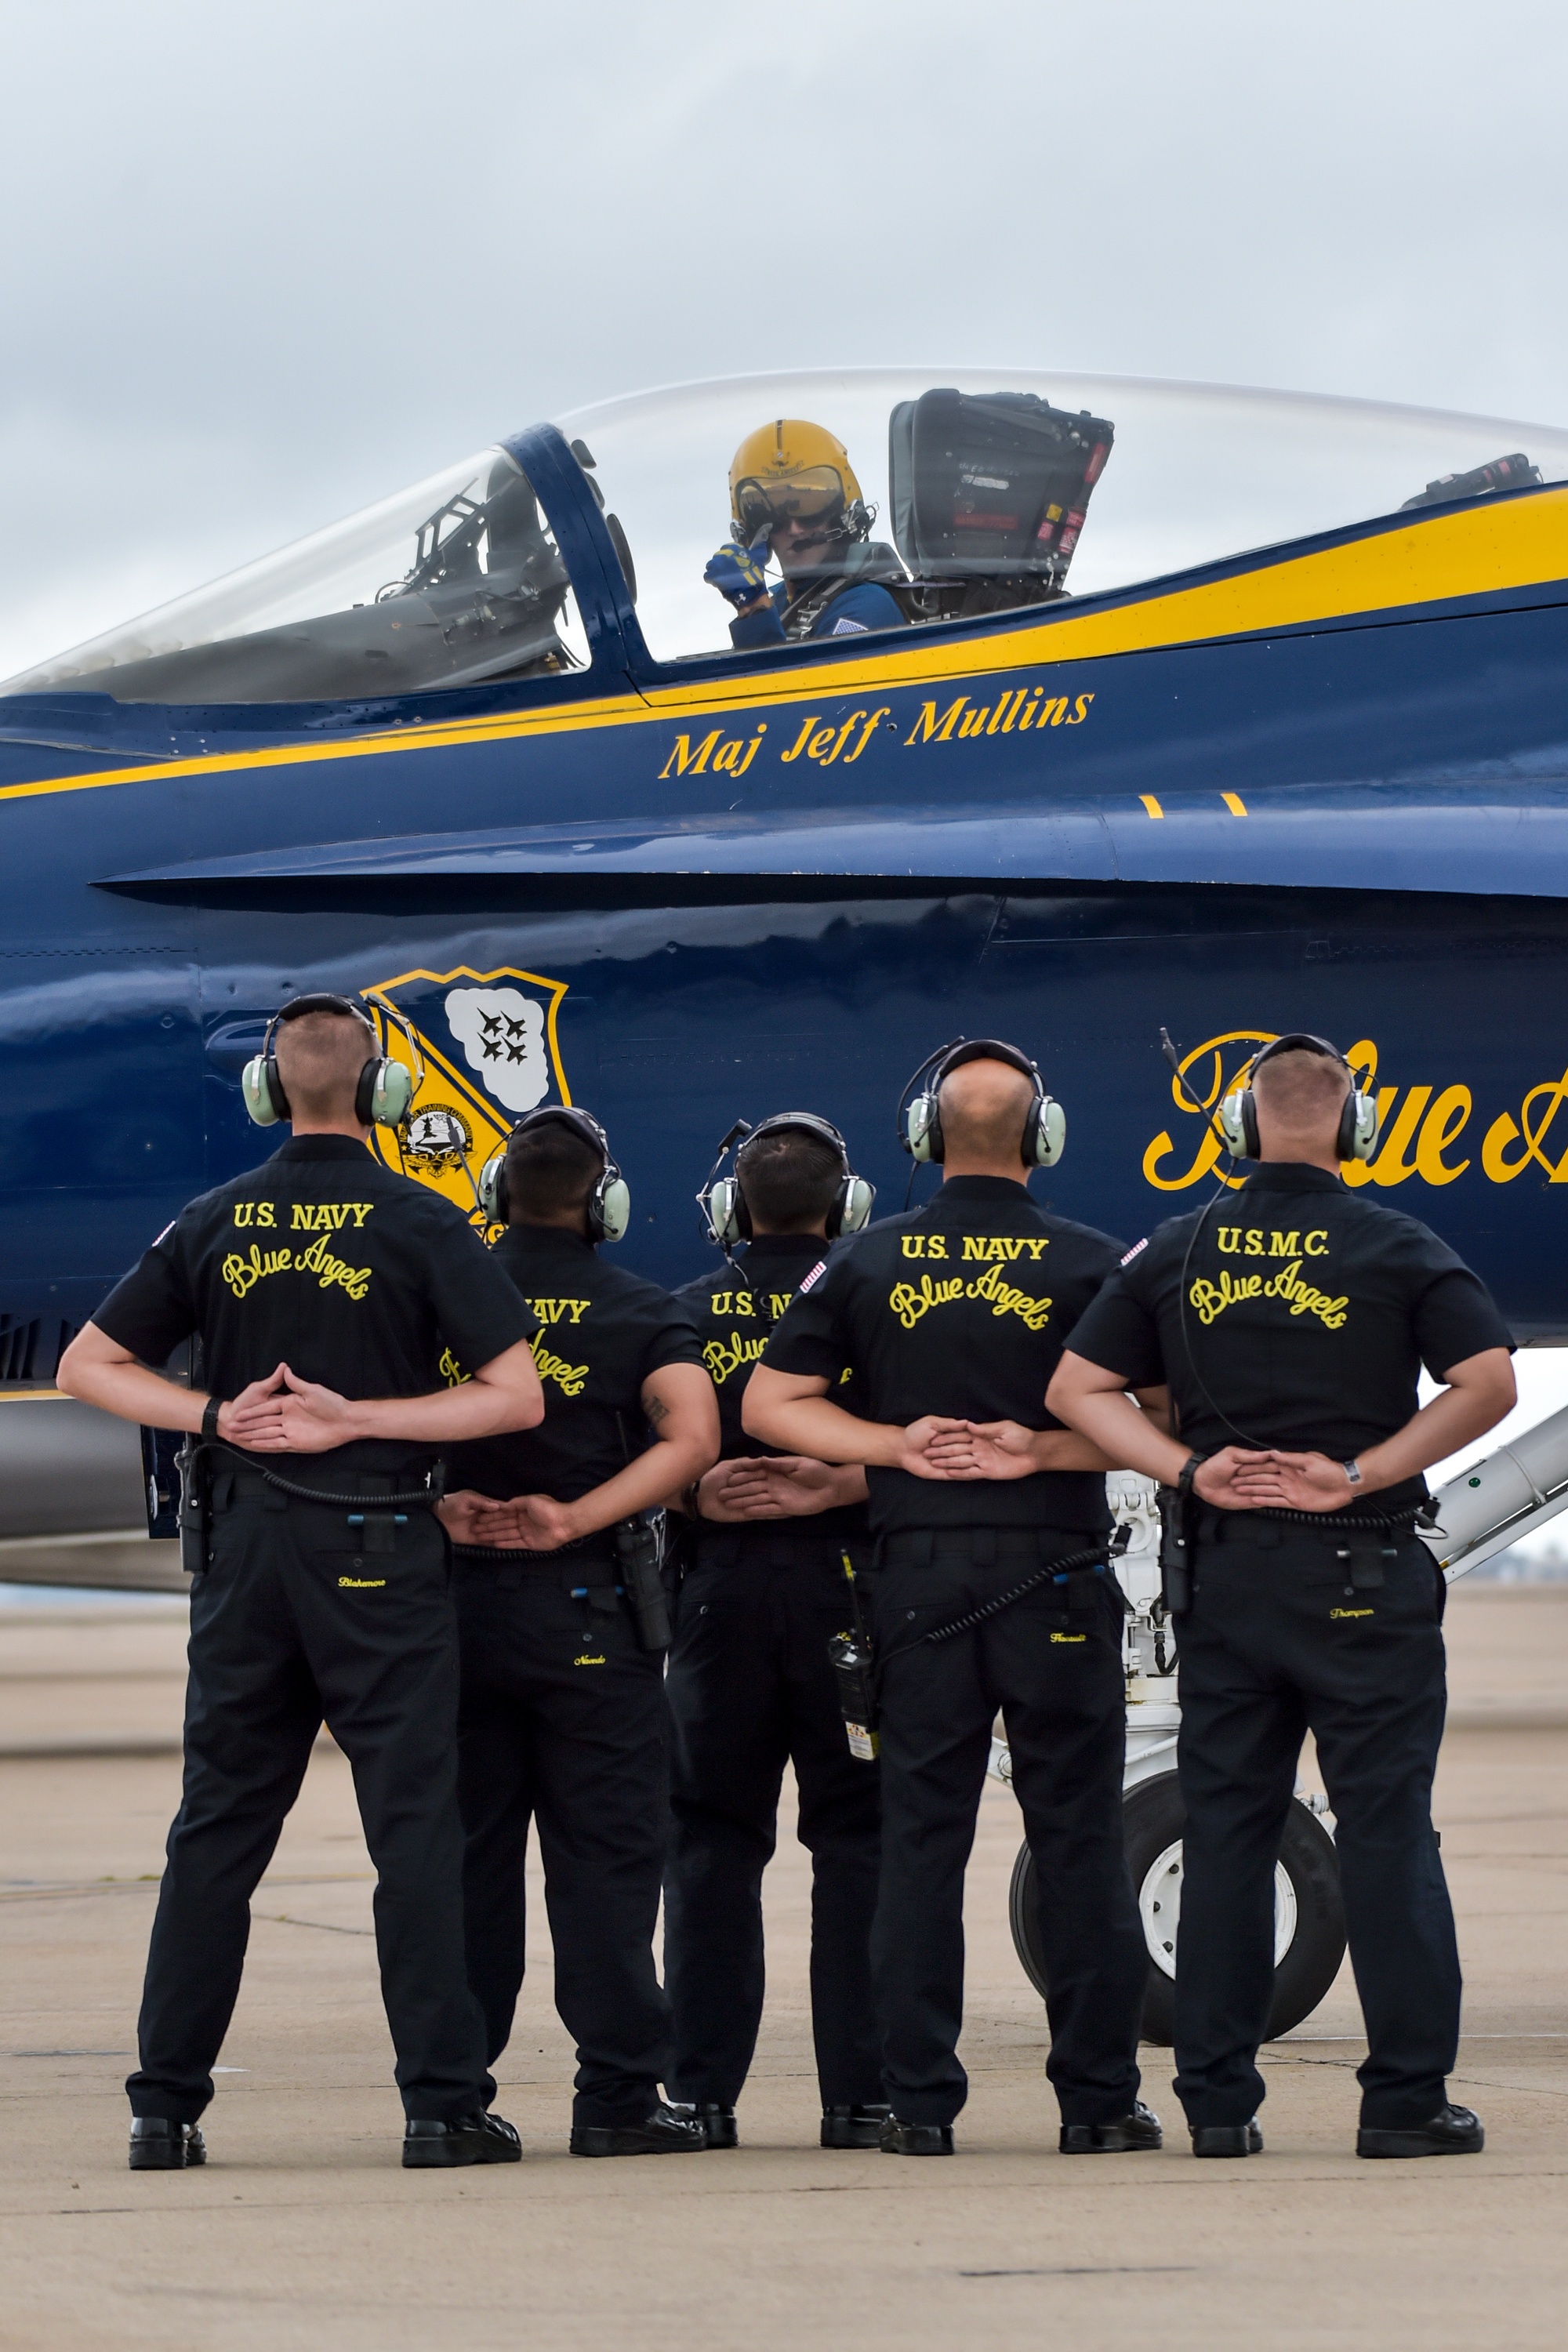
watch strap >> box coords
[1176,1452,1206,1499]
[201,1395,223,1442]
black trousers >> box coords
[663,1527,883,2111]
[129,1483,491,2125]
[872,1531,1146,2129]
[1173,1519,1459,2130]
[453,1555,671,2127]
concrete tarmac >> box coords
[2,1584,1566,2350]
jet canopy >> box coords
[7,370,1568,705]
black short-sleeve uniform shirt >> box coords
[761,1175,1123,1540]
[1066,1162,1514,1510]
[679,1232,869,1544]
[92,1134,535,1473]
[444,1223,704,1505]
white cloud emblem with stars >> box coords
[445,988,551,1113]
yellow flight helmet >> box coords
[729,419,867,543]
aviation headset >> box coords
[898,1036,1065,1167]
[241,993,419,1131]
[1217,1032,1381,1163]
[478,1106,631,1243]
[697,1112,875,1250]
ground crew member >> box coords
[744,1042,1159,2157]
[437,1107,720,2158]
[1047,1033,1515,2159]
[705,419,909,646]
[665,1114,884,2151]
[56,994,543,2172]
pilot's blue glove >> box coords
[704,538,772,609]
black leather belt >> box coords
[452,1541,616,1570]
[878,1526,1105,1569]
[692,1526,864,1570]
[222,1467,434,1508]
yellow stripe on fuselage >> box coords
[6,488,1566,808]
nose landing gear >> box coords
[1007,1769,1347,2043]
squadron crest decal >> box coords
[358,964,571,1227]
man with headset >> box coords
[664,1112,884,2151]
[56,994,545,2172]
[744,1040,1159,2157]
[437,1106,720,2158]
[1047,1033,1515,2159]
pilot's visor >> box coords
[734,466,846,536]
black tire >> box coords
[1007,1770,1347,2045]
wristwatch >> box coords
[201,1395,224,1442]
[1342,1457,1363,1486]
[1177,1453,1206,1499]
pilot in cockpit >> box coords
[703,421,909,648]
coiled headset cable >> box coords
[191,1439,442,1511]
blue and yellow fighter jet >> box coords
[3,364,1568,1389]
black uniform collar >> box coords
[495,1221,597,1258]
[273,1134,372,1161]
[1241,1163,1348,1196]
[739,1233,829,1262]
[932,1175,1035,1203]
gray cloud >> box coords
[4,0,1566,673]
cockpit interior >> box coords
[5,369,1565,709]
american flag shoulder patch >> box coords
[797,1258,829,1293]
[1120,1238,1149,1267]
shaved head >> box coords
[940,1058,1036,1164]
[1252,1047,1349,1134]
[274,1010,372,1124]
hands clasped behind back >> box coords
[694,1455,865,1522]
[221,1363,365,1454]
[1194,1446,1370,1513]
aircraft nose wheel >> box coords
[1008,1769,1347,2044]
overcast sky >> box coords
[3,0,1567,672]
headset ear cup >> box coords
[597,1175,631,1243]
[1349,1090,1380,1163]
[1034,1099,1066,1167]
[1218,1088,1251,1158]
[478,1152,506,1225]
[705,1177,743,1248]
[241,1055,282,1127]
[1240,1089,1261,1160]
[905,1094,946,1163]
[1335,1090,1356,1162]
[369,1059,415,1129]
[839,1176,876,1234]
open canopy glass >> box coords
[7,369,1567,704]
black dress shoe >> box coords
[402,2112,522,2168]
[1357,2104,1484,2159]
[569,2100,708,2157]
[669,2101,739,2148]
[1191,2118,1264,2157]
[822,2102,893,2149]
[129,2118,207,2171]
[879,2115,955,2156]
[1060,2100,1163,2154]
